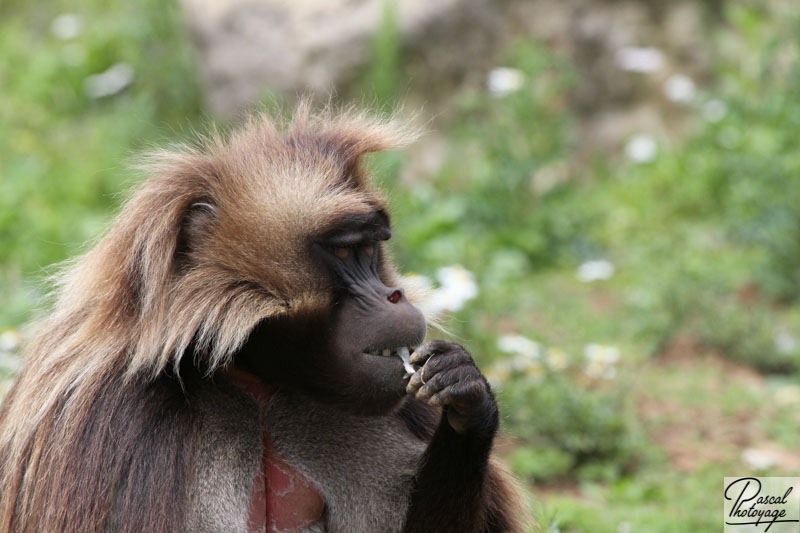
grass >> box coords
[2,1,800,532]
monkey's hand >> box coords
[402,341,502,533]
[406,340,498,436]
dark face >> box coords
[236,210,427,414]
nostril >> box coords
[388,289,402,304]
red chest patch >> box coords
[225,369,325,533]
[248,432,325,533]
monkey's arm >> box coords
[402,341,524,533]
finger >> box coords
[409,343,435,366]
[407,355,475,395]
[420,350,473,376]
[415,367,473,401]
[409,340,452,365]
[407,342,474,395]
[428,379,486,408]
[406,368,425,394]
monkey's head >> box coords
[233,204,428,414]
[71,106,426,414]
[181,109,428,413]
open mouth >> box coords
[364,345,418,376]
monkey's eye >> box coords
[330,244,375,261]
[332,247,350,260]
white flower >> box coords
[400,273,434,313]
[406,266,478,316]
[0,330,22,353]
[703,99,727,123]
[426,265,478,313]
[774,331,797,354]
[497,334,541,360]
[614,46,665,73]
[663,74,696,102]
[401,273,434,293]
[485,360,512,388]
[51,14,83,40]
[625,134,658,163]
[426,290,463,314]
[584,344,620,379]
[585,344,620,364]
[741,448,779,470]
[545,347,568,371]
[487,67,525,97]
[577,260,615,282]
[84,63,135,99]
[585,361,616,379]
[437,265,478,297]
[496,334,547,382]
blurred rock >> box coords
[180,0,723,154]
[180,0,508,116]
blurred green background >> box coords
[2,1,800,531]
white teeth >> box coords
[397,347,415,377]
[382,348,392,357]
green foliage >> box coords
[536,468,724,533]
[590,4,800,372]
[510,446,574,483]
[370,5,800,528]
[502,375,642,483]
[0,0,203,325]
[387,42,588,274]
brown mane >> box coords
[0,104,419,532]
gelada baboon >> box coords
[0,105,528,533]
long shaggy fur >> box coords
[0,105,414,532]
[0,105,527,533]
